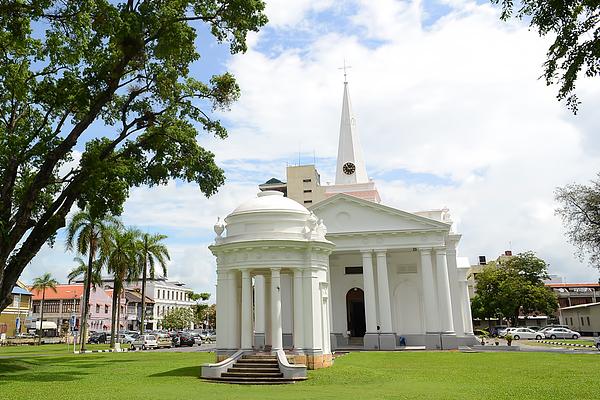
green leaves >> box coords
[555,174,600,269]
[1,0,267,313]
[471,252,558,323]
[491,0,600,113]
[161,307,194,330]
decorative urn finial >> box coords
[214,217,225,237]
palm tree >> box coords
[32,273,58,345]
[65,208,120,351]
[67,257,102,287]
[100,227,141,348]
[135,232,170,335]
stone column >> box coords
[293,269,304,350]
[271,268,283,351]
[264,275,272,348]
[240,269,253,350]
[228,270,241,349]
[375,250,396,349]
[420,249,438,332]
[435,249,458,350]
[302,268,316,351]
[459,278,474,335]
[446,239,464,337]
[435,249,455,334]
[362,250,379,349]
[254,275,265,349]
[215,270,228,351]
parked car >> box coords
[156,333,172,349]
[200,330,216,342]
[120,333,138,344]
[491,325,508,336]
[541,325,569,330]
[543,327,580,340]
[594,337,600,351]
[172,332,195,347]
[88,332,110,344]
[497,327,517,337]
[189,331,203,345]
[510,327,544,340]
[526,326,541,331]
[131,334,158,350]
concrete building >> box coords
[30,284,114,334]
[89,276,195,330]
[559,302,600,336]
[547,283,600,308]
[0,282,32,336]
[129,278,194,330]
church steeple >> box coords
[335,80,369,185]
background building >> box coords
[29,284,114,335]
[0,282,32,336]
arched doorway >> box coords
[346,288,366,337]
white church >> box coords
[207,79,476,371]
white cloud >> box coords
[215,0,600,282]
[23,0,600,292]
[264,0,336,27]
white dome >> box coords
[230,191,309,216]
[215,191,328,244]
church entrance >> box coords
[346,288,366,337]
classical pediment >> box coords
[309,194,450,235]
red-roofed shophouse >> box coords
[29,284,115,335]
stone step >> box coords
[204,376,306,385]
[242,355,278,360]
[205,378,299,385]
[222,372,284,378]
[228,367,281,373]
[235,360,278,365]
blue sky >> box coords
[23,0,600,295]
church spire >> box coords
[335,79,369,185]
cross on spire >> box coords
[338,59,352,83]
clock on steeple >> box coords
[342,162,356,175]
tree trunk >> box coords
[140,250,147,335]
[79,238,95,351]
[116,292,122,340]
[109,286,118,348]
[38,290,45,345]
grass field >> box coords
[1,350,599,400]
[0,343,110,355]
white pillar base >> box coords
[254,333,265,350]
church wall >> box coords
[387,251,425,339]
[329,253,364,338]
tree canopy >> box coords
[470,251,558,325]
[491,0,600,113]
[161,306,194,331]
[555,174,600,269]
[0,0,268,312]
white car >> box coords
[498,327,517,337]
[130,334,158,350]
[121,333,138,344]
[543,327,580,340]
[509,327,544,340]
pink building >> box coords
[30,284,115,333]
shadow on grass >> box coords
[149,366,200,378]
[0,354,138,385]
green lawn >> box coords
[0,343,110,355]
[1,351,599,399]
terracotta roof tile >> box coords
[29,284,84,300]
